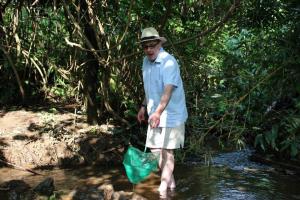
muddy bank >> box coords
[0,108,128,169]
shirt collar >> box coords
[149,48,164,64]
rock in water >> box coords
[33,177,55,196]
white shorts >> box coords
[145,124,185,149]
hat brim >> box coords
[139,37,167,44]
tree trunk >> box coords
[80,1,100,125]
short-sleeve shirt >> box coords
[142,49,188,127]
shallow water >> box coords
[1,149,300,200]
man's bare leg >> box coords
[151,149,176,197]
[169,174,176,190]
[158,149,175,197]
[150,148,162,168]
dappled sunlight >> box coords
[132,173,161,199]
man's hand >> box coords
[149,112,160,128]
[137,106,146,123]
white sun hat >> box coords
[140,27,167,43]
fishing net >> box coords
[123,146,159,184]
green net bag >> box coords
[123,146,159,184]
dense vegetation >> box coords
[1,0,299,161]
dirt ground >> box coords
[0,107,151,199]
[0,107,126,170]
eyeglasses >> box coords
[142,42,159,50]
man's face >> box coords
[142,40,161,61]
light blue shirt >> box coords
[142,49,188,127]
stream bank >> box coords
[0,108,127,169]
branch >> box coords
[31,0,39,7]
[113,0,241,63]
[64,37,88,50]
[84,0,129,63]
[0,0,12,23]
[62,2,106,66]
[104,100,130,126]
[199,66,283,144]
[158,0,173,32]
[0,0,12,11]
[117,0,133,44]
[63,0,134,54]
[172,0,241,46]
[0,158,43,175]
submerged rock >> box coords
[0,180,36,200]
[65,183,146,200]
[33,177,54,196]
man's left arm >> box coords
[149,84,174,128]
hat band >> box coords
[141,36,160,42]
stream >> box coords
[1,148,300,200]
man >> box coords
[137,27,188,199]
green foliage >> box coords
[255,112,300,158]
[179,0,300,160]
